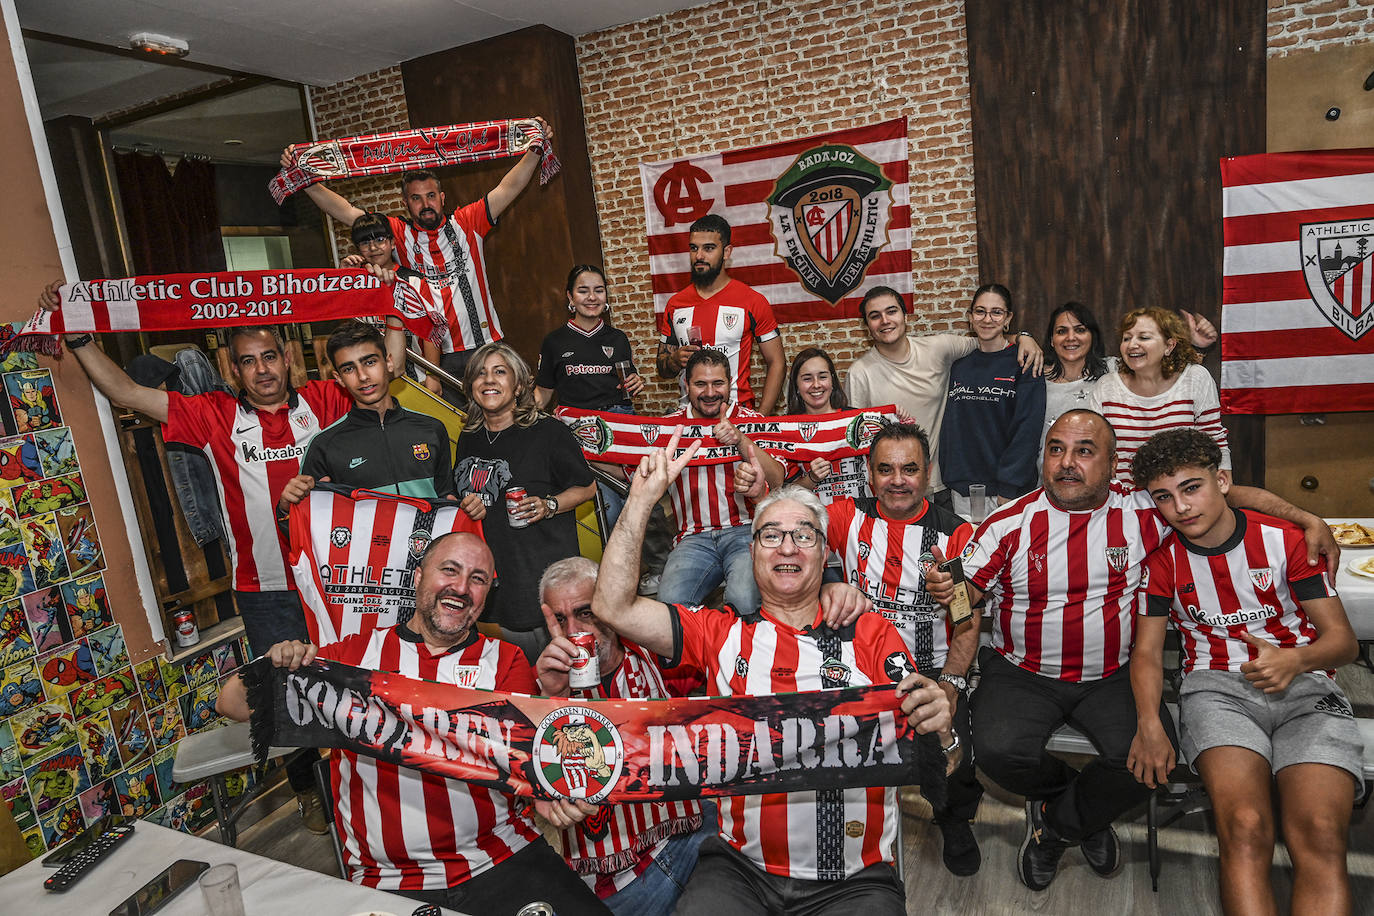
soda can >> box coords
[506,486,530,529]
[516,904,556,916]
[567,631,599,689]
[172,609,199,648]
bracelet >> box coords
[941,732,961,755]
[65,333,94,350]
[1016,330,1034,338]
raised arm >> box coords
[282,146,367,226]
[592,429,700,656]
[486,117,552,220]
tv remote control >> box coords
[43,822,135,891]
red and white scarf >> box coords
[270,119,560,204]
[556,406,898,467]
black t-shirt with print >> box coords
[535,320,636,410]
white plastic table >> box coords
[1329,517,1374,644]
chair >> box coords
[313,755,346,878]
[171,720,300,847]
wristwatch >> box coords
[542,496,559,517]
[938,673,968,693]
[65,333,94,350]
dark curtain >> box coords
[113,151,227,274]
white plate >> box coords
[1347,556,1374,580]
[1330,521,1374,549]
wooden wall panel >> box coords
[402,25,603,370]
[965,0,1267,481]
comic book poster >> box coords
[133,658,166,708]
[11,699,76,763]
[108,694,150,769]
[184,781,215,832]
[12,473,86,519]
[76,710,120,784]
[20,816,44,858]
[39,798,84,848]
[155,790,191,833]
[151,745,180,802]
[25,745,90,816]
[158,657,189,701]
[87,626,128,676]
[21,513,68,591]
[0,600,35,667]
[31,427,78,479]
[62,574,110,639]
[0,541,34,601]
[3,369,61,434]
[113,761,159,818]
[0,659,44,716]
[69,669,136,720]
[148,700,186,751]
[78,778,118,824]
[55,504,101,577]
[36,639,95,698]
[213,641,244,678]
[0,720,20,782]
[178,684,219,734]
[2,775,31,821]
[22,586,69,652]
[0,435,40,485]
[0,489,20,547]
[183,650,217,691]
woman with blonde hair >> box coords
[452,341,594,660]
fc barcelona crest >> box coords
[570,416,613,455]
[767,144,894,304]
[1300,220,1374,340]
[1104,546,1129,572]
[533,706,624,803]
[412,443,430,461]
[1249,567,1274,591]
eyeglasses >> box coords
[971,306,1008,319]
[752,525,821,549]
[355,236,391,248]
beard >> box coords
[414,589,475,642]
[691,259,722,288]
[414,207,444,230]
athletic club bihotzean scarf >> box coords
[556,406,898,467]
[243,656,947,806]
[5,268,450,354]
[270,119,560,204]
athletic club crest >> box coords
[1300,220,1374,340]
[722,312,739,331]
[1249,567,1274,591]
[412,443,430,461]
[799,422,818,441]
[918,551,935,575]
[408,529,432,558]
[845,412,888,449]
[767,144,895,304]
[639,423,661,445]
[819,657,852,686]
[293,414,312,430]
[1104,546,1129,572]
[533,706,624,803]
[602,346,615,358]
[570,416,613,455]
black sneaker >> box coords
[1017,801,1068,891]
[1080,824,1121,877]
[936,817,981,876]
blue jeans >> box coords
[604,806,715,915]
[597,405,636,532]
[658,526,759,612]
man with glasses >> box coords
[589,427,958,915]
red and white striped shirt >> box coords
[664,404,769,542]
[389,200,501,354]
[790,454,871,506]
[963,483,1166,682]
[668,601,913,881]
[1142,509,1335,675]
[657,279,779,409]
[560,641,704,899]
[1089,365,1231,482]
[826,497,973,670]
[317,626,539,892]
[164,383,351,592]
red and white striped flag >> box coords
[639,120,910,324]
[1220,149,1374,413]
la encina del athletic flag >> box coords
[1220,148,1374,413]
[289,486,483,649]
[243,656,947,805]
[640,119,911,324]
[556,406,897,467]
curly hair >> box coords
[460,341,544,432]
[786,348,850,414]
[1130,427,1222,490]
[1116,307,1199,379]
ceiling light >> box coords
[129,32,190,57]
[223,139,244,146]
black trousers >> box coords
[969,646,1177,841]
[235,589,318,794]
[919,665,983,822]
[400,837,610,915]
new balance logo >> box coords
[349,457,367,469]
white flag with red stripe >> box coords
[1220,149,1374,413]
[639,119,910,324]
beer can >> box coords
[568,631,599,689]
[516,904,556,916]
[506,486,530,529]
[172,609,199,648]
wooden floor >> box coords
[224,660,1374,915]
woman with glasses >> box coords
[938,284,1045,519]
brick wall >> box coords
[576,0,977,414]
[1267,0,1374,57]
[308,66,412,261]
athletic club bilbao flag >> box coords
[640,119,911,324]
[244,656,947,805]
[288,486,482,648]
[1220,148,1374,413]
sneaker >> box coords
[637,573,661,596]
[1017,801,1067,891]
[936,817,981,876]
[1080,824,1121,877]
[297,791,329,836]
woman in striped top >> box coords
[1089,307,1230,483]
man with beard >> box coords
[217,532,609,914]
[657,349,784,613]
[922,408,1341,892]
[292,118,553,387]
[656,214,785,412]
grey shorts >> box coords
[1179,669,1365,789]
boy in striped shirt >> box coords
[1129,428,1361,916]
